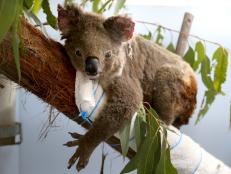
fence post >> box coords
[176,12,194,57]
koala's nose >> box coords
[85,56,99,75]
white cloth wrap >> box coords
[75,71,231,174]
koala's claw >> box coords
[67,149,80,169]
[67,146,89,171]
[63,140,79,147]
[66,132,90,171]
[76,160,88,172]
[68,132,83,139]
[64,132,83,147]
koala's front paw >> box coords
[64,132,91,171]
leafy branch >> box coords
[120,105,178,174]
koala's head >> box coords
[58,5,135,80]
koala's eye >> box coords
[75,49,82,57]
[105,50,112,59]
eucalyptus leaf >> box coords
[23,0,34,9]
[146,108,159,137]
[42,0,57,29]
[212,47,228,92]
[166,42,175,53]
[0,0,19,43]
[200,55,214,90]
[183,46,195,68]
[121,134,160,174]
[193,41,205,71]
[196,90,217,123]
[97,0,112,14]
[155,132,177,174]
[11,0,23,81]
[138,132,161,174]
[155,26,164,46]
[120,154,139,174]
[134,115,146,150]
[92,0,101,12]
[32,0,42,14]
[114,0,126,14]
[25,10,48,37]
[119,121,131,157]
[140,31,152,40]
[12,23,21,81]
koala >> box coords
[57,5,197,171]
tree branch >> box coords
[0,19,135,158]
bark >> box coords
[0,19,135,158]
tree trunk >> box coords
[0,19,135,158]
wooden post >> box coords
[176,12,194,57]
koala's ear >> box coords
[57,4,83,38]
[103,16,135,42]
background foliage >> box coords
[0,0,230,173]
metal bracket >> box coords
[0,122,22,146]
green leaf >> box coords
[140,31,152,40]
[200,55,214,90]
[120,153,139,174]
[121,133,161,174]
[155,132,178,174]
[23,0,34,9]
[193,41,205,71]
[212,47,228,92]
[166,43,175,53]
[42,0,57,29]
[196,90,217,123]
[121,105,178,174]
[12,21,21,81]
[97,0,112,14]
[11,0,23,81]
[32,0,42,14]
[155,145,178,174]
[155,26,164,46]
[0,0,19,43]
[134,112,146,150]
[183,46,195,68]
[146,108,159,137]
[25,10,48,36]
[119,121,131,157]
[114,0,126,14]
[92,0,101,12]
[138,133,161,174]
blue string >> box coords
[170,132,183,150]
[93,82,99,96]
[192,149,203,174]
[79,111,92,124]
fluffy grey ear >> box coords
[103,16,135,42]
[57,4,83,38]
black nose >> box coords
[85,57,99,75]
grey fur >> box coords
[58,5,197,171]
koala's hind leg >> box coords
[152,65,197,126]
